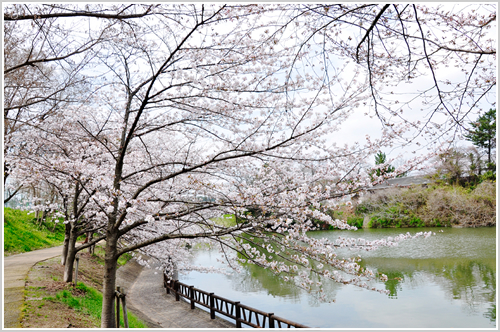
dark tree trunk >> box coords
[63,225,79,282]
[86,231,95,254]
[101,231,118,328]
[487,143,492,169]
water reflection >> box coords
[484,304,496,322]
[360,258,496,303]
[181,227,496,328]
[230,259,303,300]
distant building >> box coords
[366,175,432,192]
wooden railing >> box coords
[163,272,309,328]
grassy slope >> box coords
[4,207,66,255]
[23,248,146,328]
[51,280,146,328]
[5,208,146,327]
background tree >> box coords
[9,107,110,277]
[464,109,496,172]
[430,146,488,186]
[3,4,157,203]
[370,151,396,181]
[434,148,467,183]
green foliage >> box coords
[480,170,496,182]
[464,108,496,167]
[369,151,396,180]
[4,208,66,255]
[56,290,80,308]
[368,204,423,228]
[211,214,237,227]
[354,204,370,215]
[346,216,364,228]
[91,247,106,266]
[53,282,147,328]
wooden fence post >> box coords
[174,280,180,301]
[269,313,275,328]
[74,255,80,286]
[189,286,195,309]
[209,293,215,319]
[122,289,129,328]
[116,286,121,328]
[235,302,241,328]
[164,273,171,294]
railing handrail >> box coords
[163,272,309,328]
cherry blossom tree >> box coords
[8,106,113,280]
[4,4,495,328]
[3,4,158,203]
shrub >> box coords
[356,182,495,228]
[346,216,364,228]
[423,181,496,227]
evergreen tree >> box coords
[465,109,496,171]
[370,151,396,180]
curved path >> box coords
[4,246,63,328]
[4,246,233,328]
[116,256,235,328]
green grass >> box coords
[118,252,133,266]
[91,246,133,267]
[50,282,147,328]
[211,214,237,227]
[4,208,66,255]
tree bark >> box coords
[86,231,95,254]
[101,231,118,328]
[488,144,492,167]
[63,226,78,282]
[61,223,71,265]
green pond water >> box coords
[180,227,497,328]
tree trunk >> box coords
[63,228,78,283]
[488,144,492,169]
[61,223,71,265]
[87,231,95,254]
[101,233,118,328]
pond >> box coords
[179,227,496,328]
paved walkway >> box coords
[4,246,234,328]
[4,246,63,328]
[116,256,235,328]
